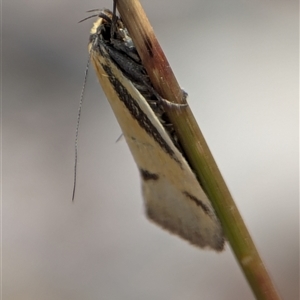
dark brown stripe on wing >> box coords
[101,63,181,165]
[183,191,214,217]
[140,169,159,181]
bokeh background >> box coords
[3,0,298,299]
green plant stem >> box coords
[116,1,281,299]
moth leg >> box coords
[160,98,188,109]
[159,90,189,109]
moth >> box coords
[88,9,224,251]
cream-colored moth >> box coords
[88,9,224,251]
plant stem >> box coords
[116,1,281,299]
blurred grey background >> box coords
[3,0,298,299]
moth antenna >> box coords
[78,14,99,23]
[72,54,91,201]
[86,9,102,13]
[79,11,113,24]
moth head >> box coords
[89,10,140,63]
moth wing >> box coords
[89,25,224,250]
